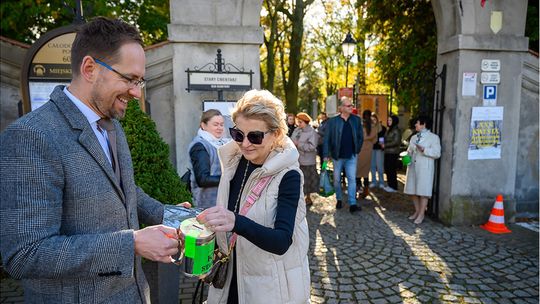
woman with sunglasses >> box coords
[197,90,310,304]
[291,112,319,206]
[187,109,230,209]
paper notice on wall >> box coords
[462,72,477,96]
[29,82,69,111]
[468,106,503,160]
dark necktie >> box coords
[97,118,121,183]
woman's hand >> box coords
[196,206,235,232]
[176,202,192,208]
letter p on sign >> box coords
[483,85,497,106]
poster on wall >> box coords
[468,106,503,160]
[203,100,237,138]
[462,72,477,96]
[29,81,70,110]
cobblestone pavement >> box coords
[2,176,538,303]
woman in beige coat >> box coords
[356,110,377,198]
[404,115,441,224]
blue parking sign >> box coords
[483,85,497,99]
[483,85,497,106]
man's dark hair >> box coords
[416,115,433,129]
[71,17,143,77]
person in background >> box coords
[370,113,387,189]
[292,112,319,205]
[316,112,329,170]
[322,96,364,213]
[356,109,377,199]
[404,115,441,224]
[188,109,230,209]
[0,17,181,303]
[383,114,401,193]
[197,89,310,304]
[401,118,416,148]
[286,112,296,137]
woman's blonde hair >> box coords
[231,89,288,148]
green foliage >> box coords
[0,0,169,45]
[364,0,437,114]
[526,0,539,52]
[120,101,191,205]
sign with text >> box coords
[481,59,501,71]
[480,72,500,84]
[482,85,497,106]
[21,26,78,114]
[462,72,477,96]
[187,71,252,91]
[30,33,75,80]
[468,106,503,160]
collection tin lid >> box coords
[180,217,214,241]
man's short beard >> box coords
[90,91,122,119]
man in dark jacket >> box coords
[323,97,364,213]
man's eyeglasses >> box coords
[93,57,146,88]
[229,127,271,145]
[343,104,353,107]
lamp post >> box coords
[342,32,356,88]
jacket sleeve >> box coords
[136,187,165,225]
[385,128,401,150]
[297,130,318,153]
[322,120,331,158]
[232,170,300,255]
[356,118,364,153]
[422,134,441,159]
[0,125,135,280]
[189,143,220,187]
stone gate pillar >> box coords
[168,0,263,173]
[432,0,533,225]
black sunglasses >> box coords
[229,128,271,145]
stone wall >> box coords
[432,0,538,225]
[0,37,28,132]
[515,51,539,216]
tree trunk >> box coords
[283,0,306,113]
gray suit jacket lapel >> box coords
[50,86,126,203]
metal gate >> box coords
[419,65,446,220]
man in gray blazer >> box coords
[0,17,181,303]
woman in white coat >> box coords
[404,115,441,224]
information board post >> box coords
[185,49,253,103]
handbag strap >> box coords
[228,175,273,248]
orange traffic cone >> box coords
[480,194,511,234]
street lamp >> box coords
[342,32,356,88]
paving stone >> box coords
[354,291,368,300]
[442,294,459,301]
[463,297,482,303]
[497,291,516,298]
[2,184,538,304]
[367,290,385,299]
[513,289,532,297]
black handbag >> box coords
[181,169,191,192]
[202,247,230,289]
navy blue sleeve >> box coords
[189,143,220,187]
[232,170,300,255]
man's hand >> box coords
[133,225,179,263]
